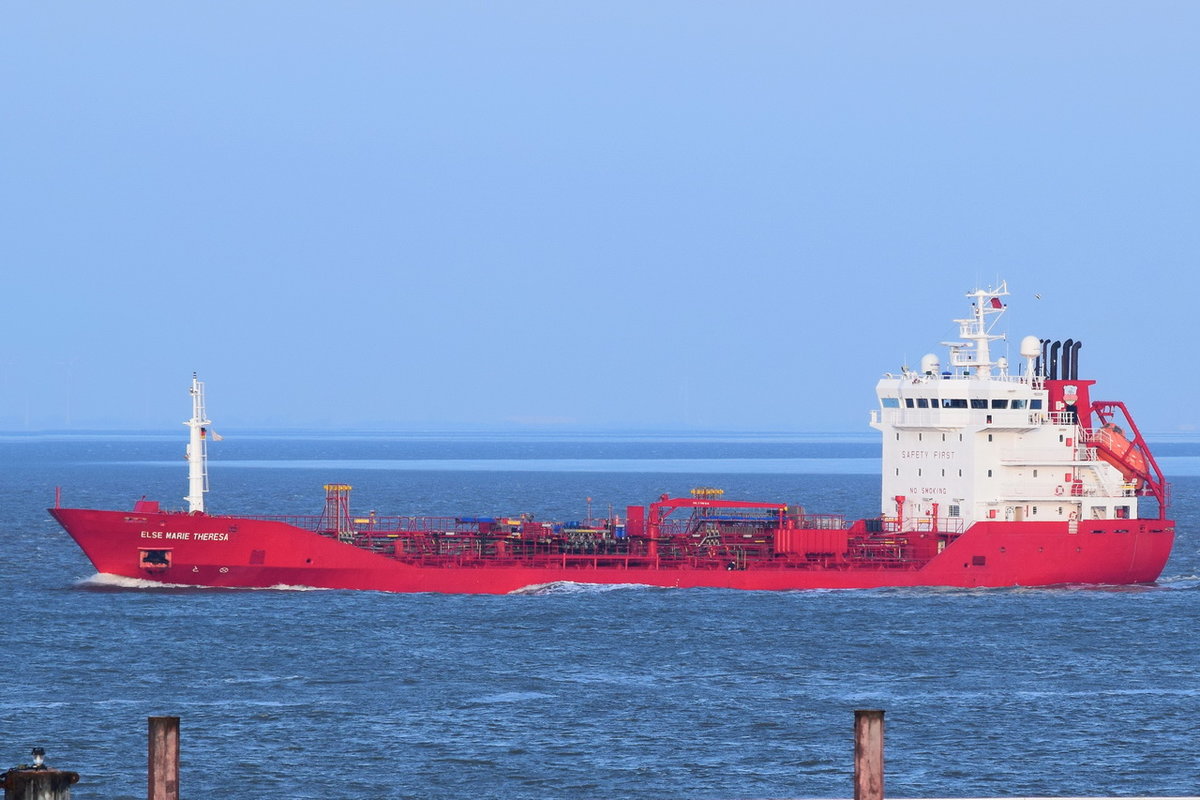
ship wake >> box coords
[1156,573,1200,590]
[508,580,662,596]
[73,573,330,593]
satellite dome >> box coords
[919,353,940,375]
[1019,335,1041,358]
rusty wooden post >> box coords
[854,709,884,800]
[2,748,80,800]
[2,770,80,800]
[147,716,179,800]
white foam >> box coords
[75,573,196,590]
[221,674,303,685]
[467,691,555,704]
[508,580,658,595]
[261,583,330,592]
[1156,574,1200,589]
[73,573,328,592]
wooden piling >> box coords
[1,769,79,800]
[147,716,179,800]
[854,709,885,800]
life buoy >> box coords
[1068,511,1078,521]
[1054,485,1064,496]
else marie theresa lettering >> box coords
[140,530,230,542]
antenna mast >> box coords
[184,373,211,513]
[946,282,1008,379]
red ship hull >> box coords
[50,507,1175,594]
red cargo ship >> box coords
[51,283,1175,593]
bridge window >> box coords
[905,398,915,408]
[1012,399,1027,409]
[882,397,900,407]
[991,399,1009,409]
[1030,399,1043,409]
[917,398,929,408]
[970,399,988,409]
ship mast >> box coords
[945,282,1008,379]
[184,373,211,513]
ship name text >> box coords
[140,530,230,542]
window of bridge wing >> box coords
[881,397,900,408]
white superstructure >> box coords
[869,283,1140,532]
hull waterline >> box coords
[51,508,1174,594]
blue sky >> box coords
[3,3,1197,433]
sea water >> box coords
[1,433,1197,800]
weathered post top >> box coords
[1,748,80,800]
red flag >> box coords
[990,297,1003,308]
